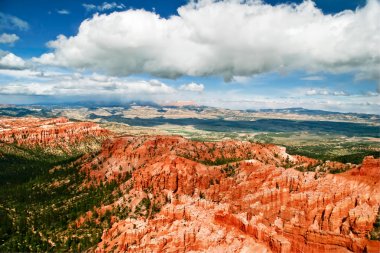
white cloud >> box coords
[179,82,204,92]
[332,91,348,96]
[301,75,324,81]
[0,53,26,69]
[83,2,126,12]
[365,91,380,96]
[305,89,328,96]
[35,0,380,83]
[305,88,348,96]
[57,9,70,15]
[0,12,29,30]
[0,68,66,79]
[82,4,97,11]
[0,73,175,96]
[231,76,253,84]
[0,33,19,44]
[1,66,378,114]
[197,90,380,114]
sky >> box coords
[0,0,379,113]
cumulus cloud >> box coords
[179,82,204,92]
[57,9,70,15]
[0,33,19,44]
[0,12,29,31]
[35,0,380,82]
[0,73,175,96]
[83,2,126,12]
[0,53,26,69]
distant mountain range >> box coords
[247,107,380,118]
[1,102,379,118]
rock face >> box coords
[84,135,379,253]
[0,116,109,149]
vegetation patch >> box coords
[370,207,380,241]
[221,164,237,177]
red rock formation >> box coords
[83,135,379,253]
[0,116,109,148]
[97,196,270,253]
[81,135,313,183]
[359,156,380,178]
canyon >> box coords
[79,135,379,253]
[0,116,379,252]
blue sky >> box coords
[0,0,379,113]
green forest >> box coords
[0,144,126,252]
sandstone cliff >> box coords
[0,117,109,152]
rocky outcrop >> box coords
[0,116,109,149]
[96,196,270,253]
[359,156,380,178]
[84,136,379,253]
[81,135,321,183]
